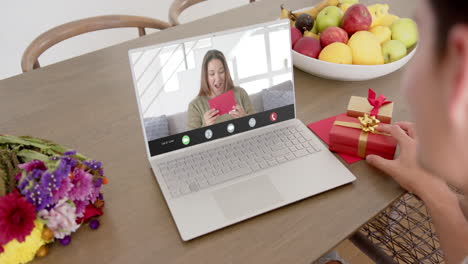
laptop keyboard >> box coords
[157,123,321,198]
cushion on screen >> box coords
[262,80,294,111]
[144,115,169,141]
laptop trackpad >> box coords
[212,175,284,220]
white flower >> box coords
[38,198,80,239]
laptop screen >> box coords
[129,20,295,157]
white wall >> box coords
[0,0,250,80]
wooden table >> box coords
[0,0,416,263]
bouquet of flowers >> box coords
[0,135,108,264]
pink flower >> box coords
[52,177,73,203]
[0,192,36,245]
[74,200,88,218]
[38,199,79,239]
[68,168,93,201]
[18,160,46,173]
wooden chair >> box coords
[21,15,171,72]
[168,0,255,26]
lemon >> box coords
[368,4,389,28]
[347,31,384,65]
[339,3,352,13]
[379,14,400,27]
[370,26,392,44]
[318,42,353,64]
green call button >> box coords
[182,135,190,145]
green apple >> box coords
[382,40,407,63]
[316,6,343,33]
[311,20,318,34]
[391,18,418,48]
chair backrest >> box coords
[21,15,171,72]
[169,0,255,26]
[169,0,206,26]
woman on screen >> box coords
[187,49,254,130]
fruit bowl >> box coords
[292,45,416,81]
[285,2,418,81]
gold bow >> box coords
[358,113,380,133]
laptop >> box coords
[128,19,356,241]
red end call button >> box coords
[270,112,278,122]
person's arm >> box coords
[239,88,255,115]
[458,194,468,220]
[187,101,203,130]
[366,122,468,264]
[419,179,468,264]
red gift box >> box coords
[329,115,397,160]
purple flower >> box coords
[93,178,102,188]
[40,171,61,193]
[27,181,53,211]
[55,158,72,178]
[63,150,77,156]
[18,160,46,173]
[68,168,93,201]
[83,160,102,171]
[18,169,54,211]
[59,236,72,246]
[89,219,100,230]
[59,155,78,169]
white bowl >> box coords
[292,46,417,81]
[290,4,417,81]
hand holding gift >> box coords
[366,122,444,197]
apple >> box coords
[391,18,419,48]
[316,6,343,33]
[382,40,407,63]
[342,4,372,35]
[293,37,322,59]
[291,27,302,48]
[320,26,349,47]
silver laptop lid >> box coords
[128,20,295,158]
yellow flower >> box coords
[0,219,46,264]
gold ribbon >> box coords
[333,114,386,158]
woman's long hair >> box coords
[198,49,234,96]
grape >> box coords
[295,13,314,34]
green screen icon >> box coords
[182,135,190,145]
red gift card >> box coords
[208,90,237,115]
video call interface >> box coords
[129,21,295,156]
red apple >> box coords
[293,37,322,59]
[320,26,349,47]
[342,4,372,35]
[291,27,302,48]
